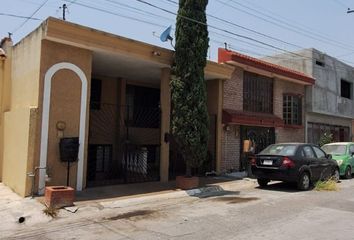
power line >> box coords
[103,0,173,22]
[61,0,354,71]
[161,0,354,64]
[135,0,300,54]
[164,0,354,62]
[135,0,325,62]
[63,0,167,28]
[218,0,354,53]
[136,0,354,69]
[0,13,42,20]
[238,0,350,47]
[331,0,349,8]
[11,0,50,34]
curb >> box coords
[98,178,257,209]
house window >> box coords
[283,95,302,125]
[341,79,352,99]
[90,78,102,110]
[315,60,325,67]
[126,85,160,128]
[243,71,273,113]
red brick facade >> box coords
[221,68,307,172]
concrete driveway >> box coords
[2,178,354,240]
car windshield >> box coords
[322,145,346,156]
[260,144,297,156]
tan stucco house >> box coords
[0,18,234,197]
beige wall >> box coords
[35,40,92,191]
[207,79,224,172]
[2,30,43,196]
[0,60,4,180]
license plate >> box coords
[263,160,273,165]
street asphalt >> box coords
[1,178,354,240]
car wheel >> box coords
[257,178,269,188]
[332,168,340,182]
[297,172,310,191]
[344,166,352,179]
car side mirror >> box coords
[326,154,332,160]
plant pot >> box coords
[176,176,199,190]
[44,186,75,209]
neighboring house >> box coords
[0,17,233,197]
[263,48,354,144]
[218,49,315,171]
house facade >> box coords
[263,48,354,144]
[0,18,233,197]
[218,49,315,171]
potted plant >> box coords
[171,0,209,190]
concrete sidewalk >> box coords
[0,183,51,237]
[75,176,240,202]
[0,177,257,239]
[74,177,257,209]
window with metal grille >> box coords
[283,95,302,125]
[243,71,273,113]
[126,85,160,128]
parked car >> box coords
[322,142,354,179]
[251,143,339,190]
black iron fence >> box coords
[87,103,161,187]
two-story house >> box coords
[264,48,353,144]
[218,49,315,171]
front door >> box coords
[240,126,275,154]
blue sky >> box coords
[2,0,354,64]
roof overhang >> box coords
[41,17,232,81]
[218,48,315,85]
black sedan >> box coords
[251,143,339,190]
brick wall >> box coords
[221,69,307,172]
[223,67,243,111]
[221,125,240,171]
[274,79,306,143]
[221,68,243,172]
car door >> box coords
[302,145,319,181]
[349,145,354,173]
[312,146,331,180]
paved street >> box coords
[2,179,354,240]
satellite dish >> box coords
[160,26,173,42]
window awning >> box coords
[223,109,284,128]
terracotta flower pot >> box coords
[44,186,75,208]
[176,176,199,190]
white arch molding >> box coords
[39,62,88,194]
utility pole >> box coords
[61,4,68,20]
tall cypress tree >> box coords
[171,0,209,177]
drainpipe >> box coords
[0,44,6,182]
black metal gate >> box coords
[87,104,161,187]
[240,126,275,154]
[239,126,275,172]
